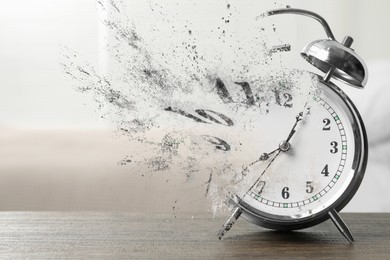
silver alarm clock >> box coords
[217,8,368,243]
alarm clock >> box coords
[217,8,368,243]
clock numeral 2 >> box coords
[323,118,331,130]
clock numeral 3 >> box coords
[330,141,338,154]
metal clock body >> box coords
[218,8,369,243]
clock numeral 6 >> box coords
[330,141,338,154]
[281,187,290,199]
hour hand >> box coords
[231,148,280,185]
[251,147,280,166]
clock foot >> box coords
[328,208,354,243]
[217,207,242,239]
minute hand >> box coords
[285,111,304,142]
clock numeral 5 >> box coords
[306,181,314,193]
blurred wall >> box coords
[1,0,389,212]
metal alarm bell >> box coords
[267,8,368,89]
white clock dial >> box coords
[242,85,354,218]
[234,79,366,225]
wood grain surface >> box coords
[0,212,389,259]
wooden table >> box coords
[0,212,389,259]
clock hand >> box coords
[247,107,311,196]
[219,149,282,239]
[234,108,308,184]
[220,110,308,239]
[250,147,280,165]
[247,149,281,192]
[231,147,280,185]
[285,111,304,143]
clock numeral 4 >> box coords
[321,164,330,177]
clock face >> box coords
[232,78,366,223]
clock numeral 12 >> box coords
[273,90,293,108]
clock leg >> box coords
[328,208,354,243]
[217,207,242,239]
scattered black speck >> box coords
[62,0,313,215]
